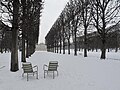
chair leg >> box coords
[27,73,29,81]
[53,71,54,79]
[44,70,45,78]
[57,71,58,76]
[47,71,48,75]
[36,72,38,79]
[22,73,24,77]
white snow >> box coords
[0,50,120,90]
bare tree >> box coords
[1,0,43,71]
[58,12,66,54]
[45,0,82,56]
[79,0,93,57]
[90,0,120,59]
[67,0,81,56]
[64,2,74,54]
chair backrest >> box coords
[22,62,33,73]
[48,61,58,71]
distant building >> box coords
[36,43,47,51]
[76,24,120,50]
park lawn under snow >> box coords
[0,50,120,90]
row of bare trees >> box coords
[45,0,120,59]
[0,0,43,71]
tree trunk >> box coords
[74,29,77,56]
[62,26,65,54]
[100,39,106,59]
[54,41,56,53]
[63,38,65,54]
[100,49,106,59]
[10,0,19,72]
[73,22,78,56]
[56,42,59,53]
[21,36,26,62]
[68,39,70,54]
[78,41,80,51]
[26,40,29,58]
[84,48,87,57]
[0,43,3,53]
[59,37,62,54]
[115,47,118,52]
[84,28,87,57]
[21,0,26,62]
[100,6,106,59]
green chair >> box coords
[22,62,38,81]
[43,61,58,79]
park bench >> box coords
[22,62,38,81]
[43,61,58,79]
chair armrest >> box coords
[33,65,38,68]
[33,65,38,71]
[43,64,48,70]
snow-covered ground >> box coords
[0,50,120,90]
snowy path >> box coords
[0,51,120,90]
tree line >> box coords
[0,0,43,71]
[45,0,120,59]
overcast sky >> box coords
[39,0,69,43]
